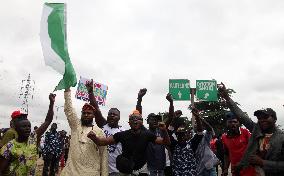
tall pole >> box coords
[190,88,196,130]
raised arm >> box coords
[86,80,107,128]
[201,118,215,134]
[192,108,203,133]
[165,93,175,127]
[200,117,216,147]
[64,88,80,130]
[35,93,56,140]
[136,88,147,114]
[218,82,255,132]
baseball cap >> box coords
[11,110,28,119]
[147,113,162,121]
[254,108,277,120]
[225,112,238,120]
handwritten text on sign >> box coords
[75,77,108,106]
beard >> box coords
[81,118,93,126]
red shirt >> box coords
[222,128,255,176]
[210,138,217,154]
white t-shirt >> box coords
[40,135,45,149]
[165,148,171,167]
[102,124,125,173]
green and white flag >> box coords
[40,3,77,91]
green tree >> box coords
[189,87,236,136]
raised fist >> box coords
[166,93,173,102]
[49,93,56,103]
[138,88,147,99]
[85,79,94,93]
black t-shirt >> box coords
[113,129,157,170]
[146,129,166,170]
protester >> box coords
[42,123,62,176]
[58,130,67,170]
[146,113,167,176]
[39,134,45,158]
[219,83,284,176]
[87,109,170,175]
[195,117,219,176]
[132,88,167,176]
[220,112,255,176]
[61,88,108,176]
[0,93,56,176]
[166,95,204,176]
[86,80,126,176]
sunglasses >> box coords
[129,117,143,121]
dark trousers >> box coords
[42,154,59,176]
[164,166,172,176]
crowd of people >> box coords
[0,82,283,176]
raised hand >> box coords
[191,107,200,118]
[138,88,147,99]
[49,93,56,103]
[85,79,94,93]
[166,93,173,102]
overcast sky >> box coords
[1,0,284,132]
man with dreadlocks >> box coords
[0,93,56,176]
[61,87,108,176]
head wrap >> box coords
[82,103,96,112]
[129,110,142,118]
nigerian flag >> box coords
[40,3,77,91]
